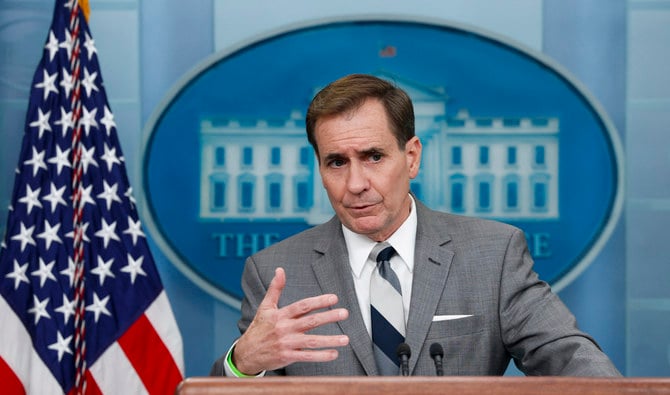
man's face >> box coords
[314,98,422,242]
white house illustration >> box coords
[199,75,559,224]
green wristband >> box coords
[227,347,254,378]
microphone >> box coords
[429,342,444,376]
[396,342,411,376]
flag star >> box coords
[81,67,99,97]
[80,106,99,136]
[18,184,43,214]
[59,29,74,59]
[83,32,97,60]
[121,254,147,284]
[125,187,136,208]
[80,145,99,174]
[47,331,73,362]
[54,294,76,324]
[31,257,57,287]
[60,67,74,97]
[60,257,76,287]
[100,106,116,135]
[5,260,29,290]
[27,295,51,325]
[91,255,116,285]
[44,30,59,62]
[23,146,48,176]
[97,181,122,210]
[66,222,91,244]
[10,222,36,252]
[29,108,53,139]
[43,182,68,212]
[37,220,63,250]
[54,107,74,136]
[86,292,112,323]
[35,69,59,101]
[47,145,71,176]
[100,143,121,171]
[123,218,145,246]
[95,218,120,248]
[77,184,97,208]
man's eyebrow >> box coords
[322,152,345,163]
[360,147,385,157]
[322,147,385,162]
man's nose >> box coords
[346,162,369,194]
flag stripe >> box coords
[83,370,102,395]
[145,291,185,373]
[0,356,25,395]
[118,313,183,395]
[65,370,102,395]
[90,342,146,395]
[0,296,62,395]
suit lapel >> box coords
[405,202,455,374]
[310,218,378,376]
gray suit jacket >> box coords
[211,201,620,376]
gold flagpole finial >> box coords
[78,0,90,21]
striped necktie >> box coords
[370,242,406,375]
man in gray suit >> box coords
[210,74,620,377]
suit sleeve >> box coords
[238,255,267,334]
[498,228,621,376]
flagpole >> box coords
[66,0,87,392]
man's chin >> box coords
[346,218,383,237]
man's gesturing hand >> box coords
[232,267,350,375]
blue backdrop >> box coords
[1,0,668,377]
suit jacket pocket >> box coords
[426,314,484,339]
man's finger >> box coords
[291,308,349,333]
[282,348,342,364]
[282,333,350,351]
[260,267,286,309]
[280,293,341,319]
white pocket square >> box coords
[432,314,473,322]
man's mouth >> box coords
[347,202,377,212]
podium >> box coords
[175,376,670,395]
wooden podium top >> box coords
[175,376,670,395]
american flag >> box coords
[0,0,184,394]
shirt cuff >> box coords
[224,340,266,378]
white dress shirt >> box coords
[342,195,417,335]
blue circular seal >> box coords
[140,17,623,307]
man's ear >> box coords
[405,136,422,179]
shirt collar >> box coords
[343,195,417,278]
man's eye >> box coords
[330,159,345,167]
[371,153,382,162]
